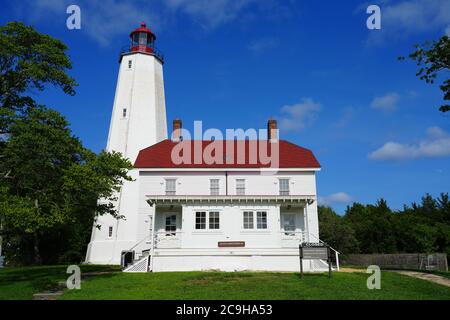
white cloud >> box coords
[369,126,450,161]
[318,192,353,206]
[363,0,450,45]
[333,106,355,128]
[21,0,290,45]
[22,0,160,46]
[248,37,278,53]
[370,92,400,112]
[164,0,257,29]
[279,98,321,132]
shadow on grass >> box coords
[0,265,121,298]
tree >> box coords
[318,206,359,254]
[1,21,77,183]
[0,21,76,114]
[0,106,133,264]
[0,22,132,265]
[400,35,450,112]
[343,200,397,254]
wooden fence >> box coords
[340,253,448,272]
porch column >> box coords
[304,202,310,242]
[150,204,157,253]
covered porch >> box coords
[147,195,317,250]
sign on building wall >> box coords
[218,241,245,248]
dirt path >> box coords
[339,267,364,273]
[391,271,450,288]
[338,267,450,288]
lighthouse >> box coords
[85,23,168,264]
[106,22,168,162]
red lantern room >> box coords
[130,22,156,54]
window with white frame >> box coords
[257,211,268,229]
[210,179,219,195]
[243,211,268,230]
[195,211,220,230]
[122,108,127,118]
[165,179,176,195]
[128,60,132,69]
[243,211,254,229]
[279,178,290,196]
[209,211,220,229]
[108,226,113,238]
[236,179,246,195]
[195,212,206,230]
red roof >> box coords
[130,22,156,40]
[134,139,321,169]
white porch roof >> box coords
[146,195,316,206]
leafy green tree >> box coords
[318,206,359,254]
[343,200,397,253]
[400,35,450,112]
[0,21,76,119]
[1,21,77,183]
[0,106,132,264]
[0,22,132,265]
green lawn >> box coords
[61,270,450,300]
[0,265,120,300]
[1,266,449,300]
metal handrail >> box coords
[119,44,164,62]
[127,234,152,253]
[307,232,340,271]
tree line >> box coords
[318,193,450,257]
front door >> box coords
[165,214,177,236]
[281,213,296,236]
[280,212,302,247]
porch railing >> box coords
[154,231,182,249]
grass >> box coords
[60,270,450,300]
[1,266,449,300]
[0,265,120,300]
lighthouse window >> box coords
[108,226,113,238]
[128,60,132,69]
[122,108,127,118]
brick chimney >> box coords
[172,118,182,142]
[267,119,278,142]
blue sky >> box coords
[1,0,450,213]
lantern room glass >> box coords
[132,32,153,49]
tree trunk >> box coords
[33,233,42,265]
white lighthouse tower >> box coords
[85,23,168,264]
[107,22,168,162]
